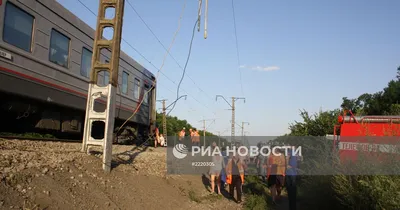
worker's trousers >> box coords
[229,175,242,202]
[285,175,297,210]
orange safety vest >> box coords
[225,158,245,184]
[267,154,286,179]
[189,131,194,141]
[179,131,185,139]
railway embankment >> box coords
[0,138,244,210]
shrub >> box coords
[332,175,400,210]
[244,194,268,210]
[243,176,269,209]
[277,135,400,210]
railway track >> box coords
[0,135,81,143]
[0,135,148,145]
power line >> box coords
[114,0,187,132]
[125,0,221,116]
[120,39,208,114]
[77,0,187,130]
[76,0,168,81]
[125,0,215,102]
[167,19,198,116]
[230,0,244,96]
[77,0,216,121]
[75,0,217,117]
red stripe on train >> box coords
[0,66,140,112]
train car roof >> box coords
[37,0,155,79]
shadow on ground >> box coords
[201,174,211,191]
[201,173,235,202]
[86,144,150,170]
[111,145,149,169]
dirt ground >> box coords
[0,138,244,210]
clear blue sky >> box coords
[57,0,400,136]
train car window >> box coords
[133,78,140,99]
[143,83,150,104]
[3,2,34,52]
[122,71,128,94]
[143,90,148,104]
[104,71,110,85]
[80,48,92,78]
[49,29,70,68]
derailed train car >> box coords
[0,0,157,141]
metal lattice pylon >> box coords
[82,0,125,173]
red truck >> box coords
[333,109,400,162]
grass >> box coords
[188,190,201,203]
[187,188,223,204]
[244,195,268,210]
[243,175,269,210]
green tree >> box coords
[397,66,400,80]
[288,109,340,136]
[341,67,400,116]
[155,112,229,147]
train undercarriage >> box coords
[0,91,151,145]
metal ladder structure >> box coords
[82,0,125,173]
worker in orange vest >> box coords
[267,148,286,204]
[225,153,245,203]
[178,128,185,142]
